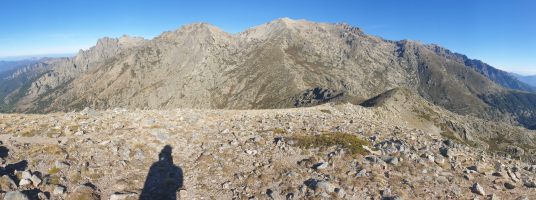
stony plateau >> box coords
[0,89,535,199]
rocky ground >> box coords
[0,104,535,199]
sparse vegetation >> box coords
[48,167,60,174]
[320,109,332,114]
[273,128,286,134]
[290,132,370,155]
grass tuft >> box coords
[48,167,60,174]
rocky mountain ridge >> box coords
[0,18,535,130]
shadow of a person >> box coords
[140,145,183,200]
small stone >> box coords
[179,190,188,198]
[31,174,42,187]
[467,166,478,172]
[316,181,335,193]
[37,192,48,200]
[504,182,516,190]
[313,162,328,170]
[434,157,445,164]
[490,193,500,200]
[68,184,99,200]
[524,179,536,188]
[443,139,454,147]
[19,179,31,186]
[492,172,503,177]
[112,122,124,130]
[385,156,399,165]
[463,174,473,181]
[439,147,450,157]
[245,149,258,155]
[334,187,345,198]
[356,169,367,177]
[21,171,32,180]
[471,183,485,196]
[134,149,145,161]
[421,153,435,162]
[221,181,230,189]
[53,185,66,195]
[4,191,29,200]
[507,169,520,182]
[110,192,138,200]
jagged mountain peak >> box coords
[155,22,232,44]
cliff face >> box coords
[0,18,535,129]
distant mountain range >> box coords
[511,73,536,87]
[0,59,39,73]
[1,18,535,129]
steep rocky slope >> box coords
[427,45,535,92]
[0,96,535,199]
[0,18,535,130]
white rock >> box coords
[245,149,258,155]
[313,162,329,170]
[4,191,29,200]
[53,185,66,195]
[316,181,336,193]
[21,171,32,180]
[110,192,137,200]
[472,183,485,196]
[30,174,42,187]
[19,179,31,186]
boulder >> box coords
[0,175,17,191]
[4,191,29,200]
[67,184,99,200]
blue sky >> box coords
[1,0,535,74]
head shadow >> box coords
[140,145,183,200]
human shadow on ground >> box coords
[140,145,184,200]
[0,145,28,181]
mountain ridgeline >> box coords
[0,18,535,129]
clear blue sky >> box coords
[1,0,535,74]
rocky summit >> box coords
[0,18,535,199]
[0,97,535,199]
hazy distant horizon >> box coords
[0,53,76,61]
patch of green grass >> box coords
[48,167,60,174]
[273,128,286,134]
[20,129,38,137]
[290,132,370,155]
[320,109,332,114]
